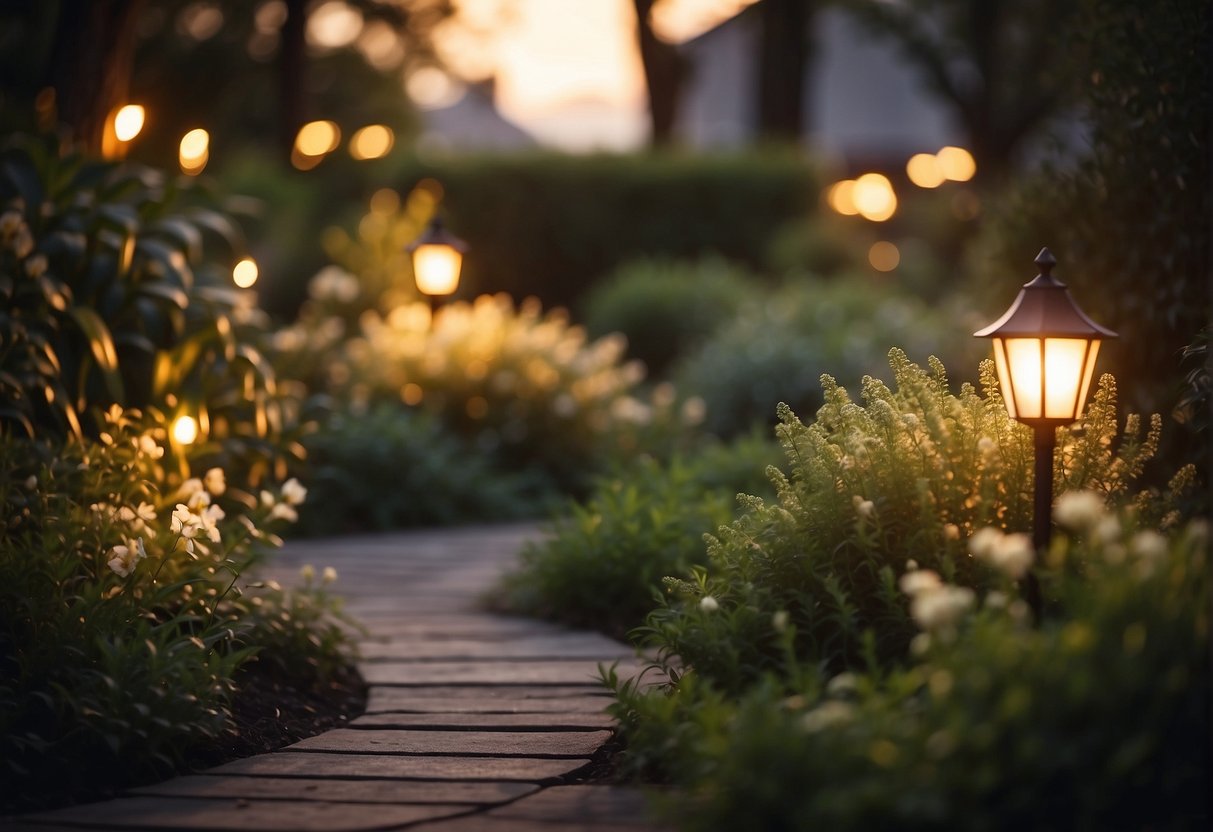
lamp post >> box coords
[406,215,467,313]
[975,248,1117,614]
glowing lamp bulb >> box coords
[172,415,200,445]
[233,258,259,288]
[406,215,467,299]
[113,105,145,142]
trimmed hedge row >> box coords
[387,151,819,311]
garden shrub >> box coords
[500,432,782,640]
[0,406,348,810]
[639,350,1192,692]
[672,279,985,437]
[277,289,699,493]
[295,404,543,536]
[0,137,353,810]
[611,507,1209,831]
[581,257,753,379]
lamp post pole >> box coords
[975,248,1117,619]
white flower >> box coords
[984,590,1008,610]
[852,495,875,519]
[322,566,338,584]
[800,700,854,733]
[204,467,226,497]
[281,477,307,507]
[910,585,975,633]
[261,490,276,509]
[106,539,144,577]
[300,564,316,581]
[942,523,960,542]
[136,434,164,459]
[899,569,942,597]
[1054,490,1106,532]
[978,532,1034,580]
[968,527,1003,560]
[699,595,719,613]
[197,504,225,543]
[1129,530,1167,563]
[270,503,299,523]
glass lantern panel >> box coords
[1076,339,1101,419]
[1004,337,1043,420]
[1043,338,1092,419]
[413,244,462,296]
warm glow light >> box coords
[852,172,897,222]
[827,180,858,215]
[178,128,210,174]
[993,337,1099,421]
[869,241,900,272]
[113,105,145,142]
[650,0,762,43]
[406,66,464,109]
[307,1,363,48]
[294,120,341,157]
[172,414,200,445]
[349,124,394,160]
[412,244,463,296]
[906,153,945,188]
[937,146,977,182]
[233,258,259,288]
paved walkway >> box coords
[15,525,665,832]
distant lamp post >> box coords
[975,248,1117,610]
[407,216,467,311]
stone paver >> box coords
[14,525,665,831]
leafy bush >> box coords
[295,404,542,536]
[581,257,753,379]
[672,279,985,437]
[500,433,782,639]
[638,350,1192,692]
[0,406,348,810]
[611,508,1209,831]
[276,290,700,493]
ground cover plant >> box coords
[499,432,783,640]
[0,136,354,811]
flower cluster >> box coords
[899,566,975,637]
[968,527,1034,579]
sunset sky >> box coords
[432,0,760,150]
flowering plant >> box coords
[636,349,1193,691]
[0,405,346,810]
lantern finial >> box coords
[1034,247,1056,275]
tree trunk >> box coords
[46,0,146,153]
[632,0,687,146]
[280,0,308,159]
[757,0,812,142]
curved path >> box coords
[16,525,665,832]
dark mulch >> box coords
[4,662,366,816]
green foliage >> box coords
[295,404,541,536]
[966,0,1210,425]
[275,288,697,493]
[388,151,819,311]
[672,279,985,437]
[501,434,782,640]
[0,134,301,489]
[582,257,753,379]
[0,407,349,809]
[611,511,1210,831]
[639,350,1191,692]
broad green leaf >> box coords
[137,281,189,310]
[148,217,203,263]
[67,306,124,401]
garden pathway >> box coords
[15,525,667,832]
